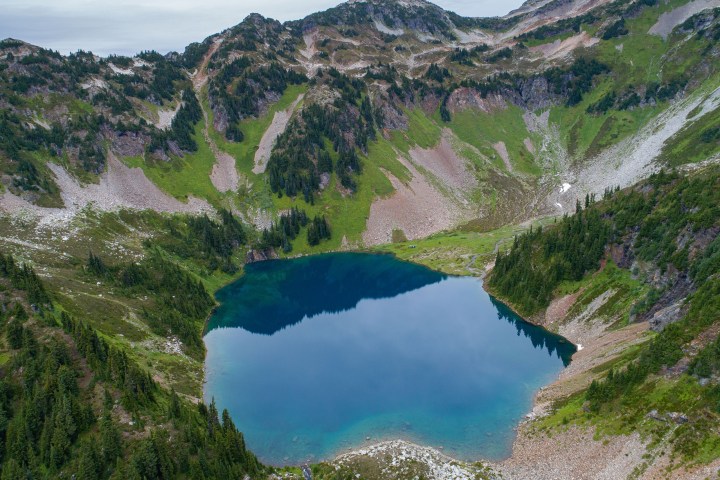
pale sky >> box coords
[0,0,525,57]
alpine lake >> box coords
[204,253,575,466]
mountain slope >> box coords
[485,165,720,479]
[2,0,720,478]
[1,0,720,249]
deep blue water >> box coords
[204,253,574,466]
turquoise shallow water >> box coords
[204,253,575,466]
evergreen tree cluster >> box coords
[150,210,248,274]
[690,311,720,379]
[363,63,399,83]
[87,251,109,277]
[60,312,155,407]
[491,169,720,316]
[543,57,610,106]
[424,63,451,83]
[147,89,203,154]
[0,253,50,306]
[486,47,513,63]
[0,42,196,184]
[445,56,610,110]
[0,316,99,478]
[307,215,331,246]
[180,40,213,69]
[601,18,629,40]
[259,208,309,253]
[448,45,490,66]
[490,197,609,314]
[186,210,247,270]
[209,59,306,141]
[138,51,185,102]
[587,275,720,410]
[95,51,185,111]
[84,253,215,357]
[0,105,107,191]
[267,69,377,197]
[0,253,264,479]
[489,168,720,415]
[587,77,687,114]
[292,1,460,39]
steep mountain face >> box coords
[2,0,720,246]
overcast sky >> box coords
[0,0,525,57]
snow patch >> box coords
[560,183,571,194]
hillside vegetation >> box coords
[488,166,720,473]
[1,0,720,246]
[1,0,720,478]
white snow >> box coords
[560,183,572,193]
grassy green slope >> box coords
[448,106,540,175]
[486,165,720,470]
[124,119,223,206]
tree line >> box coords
[1,252,265,479]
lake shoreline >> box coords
[324,308,652,479]
[205,252,576,471]
[204,250,662,478]
[321,255,661,479]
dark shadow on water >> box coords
[207,252,576,366]
[489,296,576,367]
[204,252,578,464]
[207,252,447,335]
